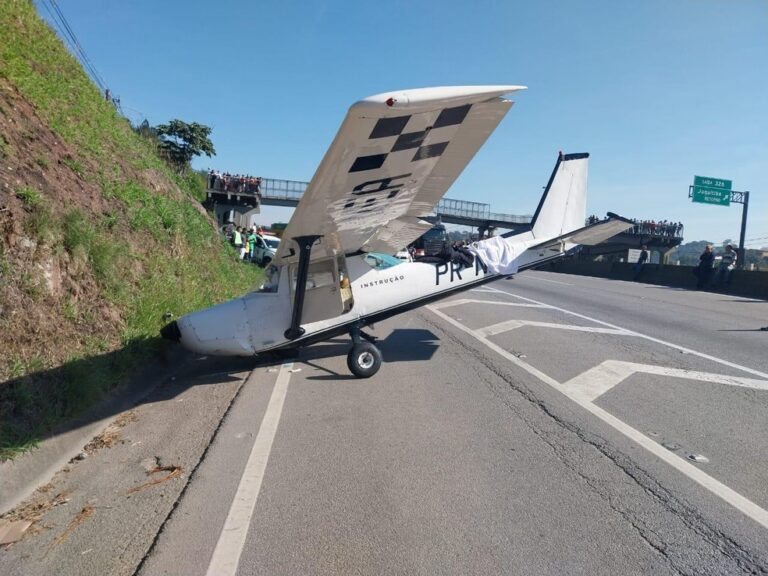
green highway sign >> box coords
[694,175,732,190]
[692,185,731,206]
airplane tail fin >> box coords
[530,152,589,240]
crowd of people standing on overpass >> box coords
[630,219,683,238]
[208,170,262,195]
[586,216,683,238]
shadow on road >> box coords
[0,338,267,461]
[301,328,441,381]
[1,327,442,459]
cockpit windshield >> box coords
[363,253,402,270]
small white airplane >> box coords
[161,86,632,377]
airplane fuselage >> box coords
[168,230,572,358]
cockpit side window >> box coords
[291,259,336,292]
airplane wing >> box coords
[528,213,635,251]
[275,86,526,264]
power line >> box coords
[51,0,106,90]
[49,0,105,89]
[39,0,107,92]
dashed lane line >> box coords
[426,303,768,531]
[205,362,294,576]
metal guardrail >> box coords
[259,178,532,227]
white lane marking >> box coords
[478,319,630,338]
[469,288,499,293]
[482,285,768,380]
[520,275,573,286]
[564,360,768,403]
[206,363,293,576]
[477,319,524,337]
[426,305,768,530]
[430,298,549,310]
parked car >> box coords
[253,234,280,267]
[395,249,413,262]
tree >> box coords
[154,119,215,173]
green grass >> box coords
[0,254,10,279]
[18,271,42,298]
[62,209,125,295]
[24,205,54,244]
[61,156,85,178]
[0,0,263,459]
[0,133,9,158]
[15,185,42,208]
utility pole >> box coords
[737,191,750,269]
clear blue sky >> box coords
[35,0,768,247]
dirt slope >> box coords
[0,0,261,457]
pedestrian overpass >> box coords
[205,178,684,258]
[206,177,534,236]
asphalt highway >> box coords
[2,271,767,575]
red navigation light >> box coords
[385,97,396,107]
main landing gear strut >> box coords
[347,324,382,378]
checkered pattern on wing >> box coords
[348,104,472,173]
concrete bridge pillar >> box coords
[476,224,496,239]
[213,204,260,227]
[660,246,678,265]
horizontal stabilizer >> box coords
[529,213,634,251]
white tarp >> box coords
[469,236,519,275]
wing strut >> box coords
[284,235,322,340]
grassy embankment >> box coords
[0,0,262,458]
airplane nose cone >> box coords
[160,320,181,342]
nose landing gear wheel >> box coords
[347,342,382,378]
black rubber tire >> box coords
[346,342,382,378]
[261,256,272,268]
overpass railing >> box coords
[438,197,490,220]
[262,177,307,202]
[259,178,531,227]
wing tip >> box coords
[352,85,527,113]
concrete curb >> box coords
[0,345,192,515]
